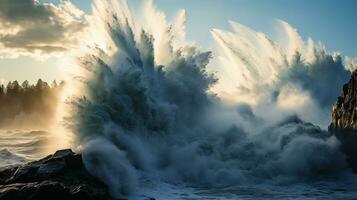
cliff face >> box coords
[330,70,357,171]
[331,70,357,129]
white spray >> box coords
[66,0,353,198]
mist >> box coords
[211,21,352,128]
[62,0,355,198]
[0,79,64,130]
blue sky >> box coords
[64,0,357,56]
[1,0,357,83]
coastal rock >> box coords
[329,70,357,171]
[0,149,111,200]
[331,70,357,129]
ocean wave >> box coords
[0,130,50,168]
[65,0,355,198]
[0,148,27,169]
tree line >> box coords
[0,79,64,129]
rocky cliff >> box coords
[330,69,357,171]
[0,149,110,200]
[331,70,357,129]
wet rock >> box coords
[330,70,357,129]
[0,149,111,200]
[329,70,357,171]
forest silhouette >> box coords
[0,79,64,129]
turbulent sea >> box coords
[2,132,357,200]
[0,130,49,170]
[3,0,357,199]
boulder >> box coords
[0,149,111,200]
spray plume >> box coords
[65,0,354,198]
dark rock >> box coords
[52,149,74,159]
[329,70,357,171]
[330,70,357,129]
[0,149,111,200]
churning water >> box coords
[3,0,357,199]
[0,130,49,170]
[2,132,357,200]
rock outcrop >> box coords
[330,70,357,171]
[331,70,357,129]
[0,149,111,200]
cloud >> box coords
[0,0,88,58]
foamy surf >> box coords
[0,130,49,169]
[58,0,357,198]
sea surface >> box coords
[135,180,357,200]
[2,130,357,200]
[0,130,49,170]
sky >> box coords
[0,0,356,83]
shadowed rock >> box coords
[0,149,111,200]
[329,70,357,171]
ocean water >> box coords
[60,1,357,199]
[135,180,357,200]
[2,130,357,199]
[0,130,49,170]
[2,1,357,199]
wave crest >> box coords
[67,0,351,197]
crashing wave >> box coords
[211,21,352,127]
[66,0,353,198]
